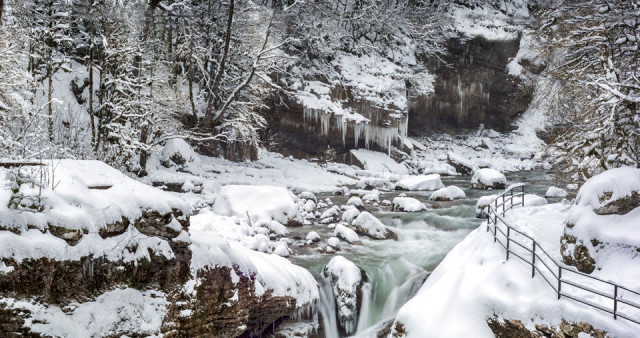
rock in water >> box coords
[430,186,466,201]
[322,256,369,335]
[392,197,427,212]
[334,224,361,244]
[395,174,445,191]
[471,168,507,189]
[353,212,398,240]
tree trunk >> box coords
[189,56,197,121]
[203,0,234,126]
[0,0,4,26]
[48,66,53,142]
[89,45,95,145]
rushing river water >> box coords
[288,170,557,337]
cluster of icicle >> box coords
[303,106,408,155]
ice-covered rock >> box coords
[334,224,361,244]
[446,152,474,175]
[471,169,507,190]
[353,212,397,240]
[341,208,361,223]
[160,138,201,171]
[392,197,427,212]
[213,185,298,225]
[355,177,394,190]
[322,256,368,335]
[430,186,466,201]
[545,186,568,198]
[396,174,445,191]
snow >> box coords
[392,197,427,212]
[306,231,321,242]
[392,201,639,337]
[347,196,364,209]
[342,208,361,223]
[212,185,298,224]
[160,138,201,172]
[353,211,396,240]
[355,177,395,190]
[395,174,445,191]
[471,168,507,189]
[0,288,168,337]
[0,160,189,233]
[573,167,640,212]
[322,255,366,335]
[189,210,319,307]
[546,187,568,198]
[334,224,360,244]
[298,191,317,202]
[349,149,409,175]
[327,237,341,249]
[361,190,380,203]
[430,186,467,201]
[476,194,498,217]
[416,160,458,176]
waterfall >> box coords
[317,275,340,338]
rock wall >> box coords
[409,36,534,134]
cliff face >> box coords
[409,36,534,134]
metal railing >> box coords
[485,184,640,325]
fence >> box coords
[485,184,640,325]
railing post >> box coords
[522,185,525,207]
[557,267,562,300]
[502,194,505,216]
[493,222,497,242]
[614,285,618,320]
[532,241,536,278]
[506,227,510,260]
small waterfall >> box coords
[317,275,340,338]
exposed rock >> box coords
[446,152,474,175]
[560,233,597,274]
[594,191,640,216]
[471,168,507,190]
[487,317,607,338]
[392,197,427,212]
[353,212,398,240]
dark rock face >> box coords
[487,317,607,338]
[560,233,597,274]
[594,191,640,216]
[409,36,534,134]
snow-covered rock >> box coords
[160,138,201,171]
[355,177,394,190]
[341,208,361,223]
[347,196,364,210]
[362,190,380,203]
[430,186,466,201]
[298,191,317,202]
[272,242,291,257]
[475,194,498,218]
[353,212,397,240]
[306,231,321,242]
[327,237,341,250]
[561,167,640,274]
[320,206,341,221]
[417,160,458,176]
[446,152,474,175]
[392,197,427,212]
[349,149,409,175]
[395,174,445,191]
[471,168,507,190]
[213,185,298,225]
[334,224,361,244]
[322,256,368,335]
[545,186,568,198]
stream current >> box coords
[288,170,557,337]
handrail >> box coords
[484,184,640,325]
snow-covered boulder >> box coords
[320,205,341,221]
[362,190,380,203]
[334,224,361,244]
[392,197,427,212]
[272,242,291,257]
[471,169,507,190]
[430,186,466,201]
[561,167,640,274]
[160,138,201,171]
[446,152,474,175]
[213,185,298,225]
[545,186,568,198]
[417,161,458,176]
[355,177,394,190]
[327,237,341,250]
[322,256,368,335]
[298,191,317,202]
[353,212,397,240]
[475,194,498,218]
[306,231,321,243]
[395,174,445,191]
[341,208,361,223]
[346,196,364,210]
[349,149,409,174]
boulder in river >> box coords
[392,197,427,212]
[395,174,445,191]
[446,152,474,175]
[322,256,369,336]
[470,168,506,189]
[430,186,466,201]
[353,212,398,240]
